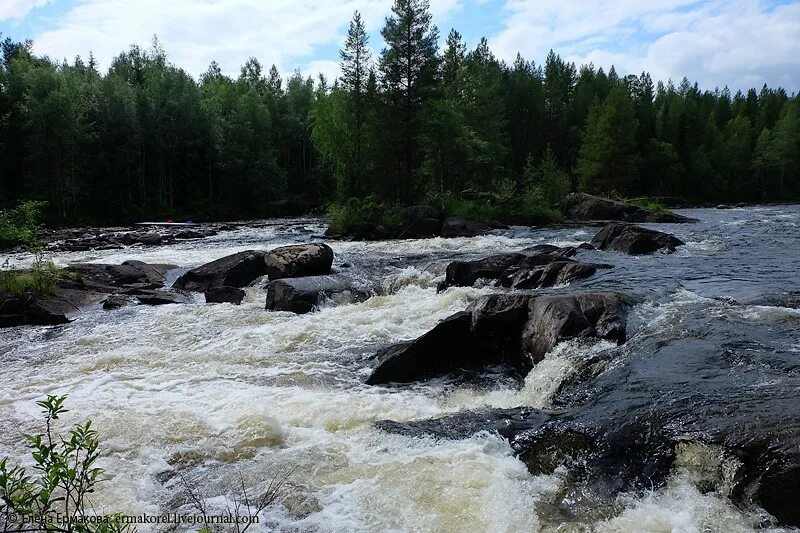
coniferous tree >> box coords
[379,0,439,200]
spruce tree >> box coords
[379,0,439,200]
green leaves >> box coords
[1,396,128,533]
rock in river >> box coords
[591,222,684,255]
[265,274,370,314]
[173,250,267,292]
[440,247,600,290]
[204,286,246,305]
[366,291,635,384]
[559,192,695,223]
[263,243,333,280]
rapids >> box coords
[1,206,799,532]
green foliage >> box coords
[628,199,668,213]
[0,200,46,250]
[523,147,571,206]
[577,85,639,193]
[2,14,800,229]
[325,196,403,235]
[0,396,129,532]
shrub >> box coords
[0,201,47,250]
[326,196,403,234]
[0,396,130,532]
[0,254,69,297]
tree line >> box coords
[1,0,799,226]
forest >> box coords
[0,0,798,227]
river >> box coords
[1,206,799,532]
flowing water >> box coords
[1,206,799,532]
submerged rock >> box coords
[204,286,246,305]
[265,274,370,314]
[591,222,684,255]
[263,243,333,280]
[136,290,189,305]
[559,193,695,223]
[172,251,267,292]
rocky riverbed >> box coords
[1,206,799,532]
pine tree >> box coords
[577,85,639,193]
[379,0,439,200]
[339,11,372,197]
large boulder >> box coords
[591,222,684,255]
[499,259,597,290]
[366,292,635,384]
[263,243,333,280]
[441,253,525,288]
[366,312,520,385]
[441,249,599,290]
[522,291,633,365]
[172,251,267,292]
[204,286,246,305]
[265,274,370,314]
[559,193,695,223]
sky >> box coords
[1,0,799,92]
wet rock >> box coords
[136,290,189,305]
[265,274,369,314]
[204,286,246,305]
[559,193,696,223]
[377,299,800,527]
[102,294,131,310]
[523,291,634,365]
[172,251,267,292]
[440,217,492,238]
[590,222,684,255]
[0,293,71,327]
[441,253,525,288]
[1,282,108,327]
[366,313,479,385]
[467,294,532,338]
[500,259,597,290]
[68,260,176,291]
[263,243,334,280]
[136,233,163,246]
[440,250,599,290]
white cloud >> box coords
[28,0,462,80]
[0,0,51,21]
[488,0,800,91]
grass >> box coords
[628,198,669,213]
[0,259,78,297]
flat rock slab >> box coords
[559,193,696,223]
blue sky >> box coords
[1,0,798,91]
